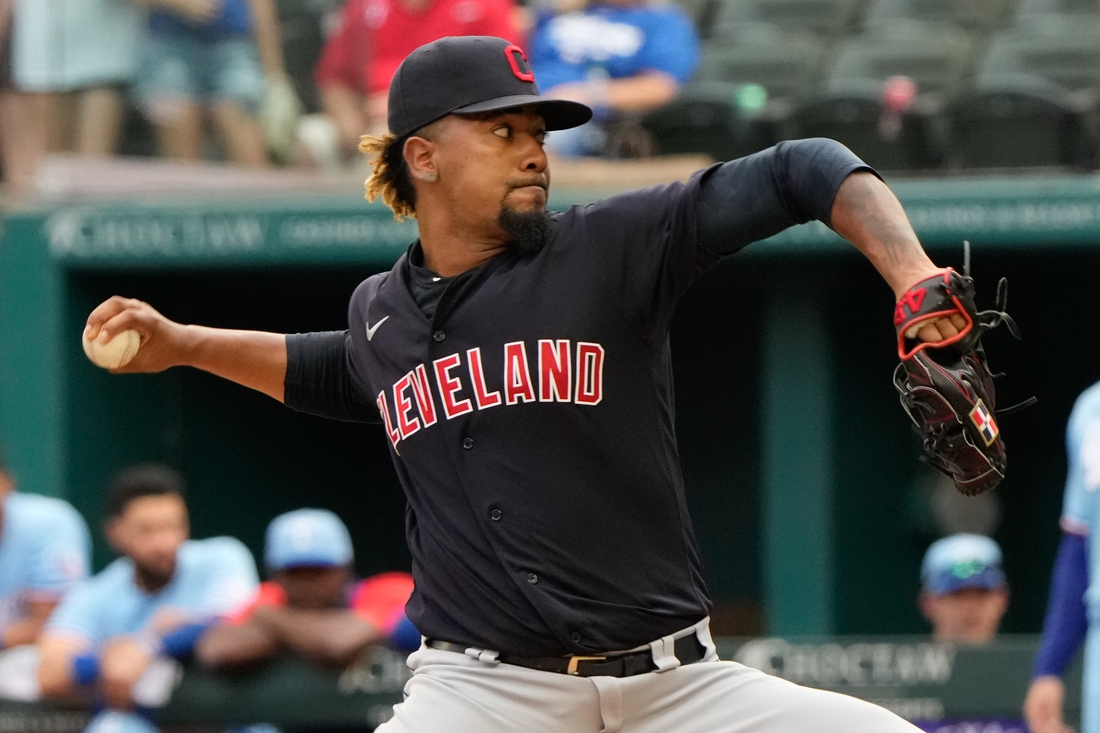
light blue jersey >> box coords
[1059,381,1100,733]
[0,492,90,631]
[46,537,258,645]
[1060,382,1100,598]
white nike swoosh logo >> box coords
[366,316,389,341]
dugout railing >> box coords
[0,636,1080,731]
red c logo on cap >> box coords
[505,44,535,82]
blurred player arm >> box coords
[3,598,60,648]
[196,619,282,670]
[37,579,103,698]
[247,604,382,667]
[36,633,94,698]
[84,297,288,401]
[1025,530,1089,733]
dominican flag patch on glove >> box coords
[969,400,999,446]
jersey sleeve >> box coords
[25,504,91,597]
[350,572,414,634]
[635,8,700,84]
[1061,392,1100,535]
[223,582,286,626]
[580,138,869,341]
[43,579,107,645]
[196,540,260,618]
[284,331,380,424]
[1033,532,1090,678]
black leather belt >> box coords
[425,634,708,678]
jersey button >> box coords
[433,330,446,342]
[526,573,538,584]
[571,632,583,644]
[462,437,474,450]
[490,509,502,521]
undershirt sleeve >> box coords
[284,331,380,424]
[1033,532,1090,678]
[696,138,875,257]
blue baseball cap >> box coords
[921,534,1006,595]
[264,509,354,571]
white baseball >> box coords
[82,329,141,370]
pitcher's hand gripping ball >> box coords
[82,329,142,370]
[892,252,1032,496]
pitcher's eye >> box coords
[492,125,512,139]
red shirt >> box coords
[226,571,414,634]
[315,0,523,96]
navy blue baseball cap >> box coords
[387,36,593,138]
[921,534,1006,595]
[265,509,354,571]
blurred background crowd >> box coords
[3,0,1098,202]
[0,0,701,200]
[0,445,1028,732]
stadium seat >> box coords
[977,15,1100,92]
[792,79,945,169]
[640,81,787,161]
[698,23,828,99]
[1017,0,1100,17]
[712,0,865,37]
[679,0,725,38]
[824,21,975,97]
[864,0,1013,31]
[791,22,972,169]
[950,74,1098,168]
[948,17,1100,168]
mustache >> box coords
[506,176,549,193]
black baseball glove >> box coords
[892,258,1032,496]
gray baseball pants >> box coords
[378,619,920,733]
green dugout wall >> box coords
[2,175,1099,636]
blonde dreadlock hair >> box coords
[360,133,419,222]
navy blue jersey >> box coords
[285,139,870,657]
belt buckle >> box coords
[566,655,607,675]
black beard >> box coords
[498,206,551,256]
[134,561,175,593]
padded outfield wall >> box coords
[2,174,1098,636]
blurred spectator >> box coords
[36,464,258,731]
[0,448,90,701]
[919,533,1008,644]
[307,0,522,164]
[527,0,699,157]
[198,508,416,670]
[0,0,45,201]
[129,0,288,166]
[1025,380,1100,733]
[11,0,143,157]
